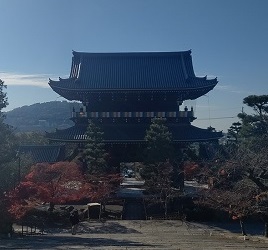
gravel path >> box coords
[1,220,268,249]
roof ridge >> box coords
[72,50,192,57]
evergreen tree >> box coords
[141,118,174,181]
[0,79,8,115]
[0,79,15,165]
[0,80,15,234]
[142,119,182,217]
[83,121,108,174]
[144,118,173,163]
[227,122,242,142]
[238,95,268,137]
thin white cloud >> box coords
[215,84,230,90]
[215,84,250,95]
[0,72,67,88]
[197,73,250,95]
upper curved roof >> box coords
[49,50,218,100]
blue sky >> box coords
[0,0,267,132]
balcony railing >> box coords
[72,110,194,119]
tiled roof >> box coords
[18,145,65,163]
[46,124,222,143]
[48,51,217,100]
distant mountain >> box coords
[4,101,81,132]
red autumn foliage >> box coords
[184,161,200,180]
[7,161,92,219]
[6,161,123,220]
[87,174,123,203]
[232,215,239,220]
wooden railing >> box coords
[72,110,194,119]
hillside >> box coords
[4,101,81,132]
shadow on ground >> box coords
[197,221,265,236]
[76,221,141,234]
[0,235,153,249]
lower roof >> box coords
[18,145,65,163]
[46,123,222,143]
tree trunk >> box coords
[247,169,268,192]
[164,199,168,219]
[48,202,55,212]
[264,222,268,237]
[239,218,247,236]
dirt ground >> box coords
[1,220,268,250]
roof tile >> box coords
[49,51,217,97]
[46,124,222,143]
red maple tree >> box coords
[7,161,123,220]
[88,173,122,202]
[7,161,92,219]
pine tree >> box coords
[227,122,242,142]
[0,80,14,234]
[0,79,15,165]
[142,119,179,217]
[0,79,8,116]
[145,118,173,163]
[238,95,268,137]
[84,121,108,174]
[141,118,174,180]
